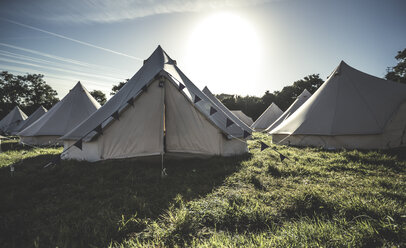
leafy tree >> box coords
[216,93,234,101]
[273,74,323,110]
[90,90,107,105]
[262,90,276,106]
[385,48,406,84]
[0,71,59,119]
[0,71,27,112]
[22,74,59,114]
[111,79,129,96]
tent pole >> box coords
[161,77,167,177]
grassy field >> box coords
[0,134,405,247]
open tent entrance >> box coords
[64,74,246,162]
[62,46,247,162]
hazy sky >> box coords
[0,0,405,98]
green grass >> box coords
[0,134,405,247]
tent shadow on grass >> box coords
[0,152,250,248]
[0,138,61,153]
[1,138,32,152]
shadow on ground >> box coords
[0,153,249,248]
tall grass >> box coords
[0,134,405,247]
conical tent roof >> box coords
[271,61,406,135]
[0,106,27,134]
[251,103,283,130]
[231,110,254,126]
[12,106,47,135]
[18,82,100,137]
[266,89,311,132]
[202,86,253,133]
[62,46,249,142]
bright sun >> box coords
[185,12,261,95]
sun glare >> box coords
[185,12,261,95]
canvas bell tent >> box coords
[11,106,47,135]
[231,110,254,126]
[0,106,27,135]
[18,82,100,145]
[265,89,311,133]
[202,86,253,133]
[251,103,283,131]
[61,46,249,162]
[270,61,406,149]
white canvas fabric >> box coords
[18,82,100,145]
[11,106,47,135]
[231,110,254,126]
[271,61,406,149]
[61,46,248,161]
[202,87,253,133]
[265,89,311,132]
[251,103,283,131]
[0,106,27,134]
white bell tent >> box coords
[251,103,283,131]
[61,46,250,161]
[0,106,27,135]
[11,106,47,135]
[270,61,406,149]
[265,89,311,133]
[18,82,100,145]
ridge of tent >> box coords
[61,46,247,142]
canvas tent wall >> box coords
[251,103,283,131]
[11,106,47,135]
[265,89,311,133]
[18,82,100,145]
[231,110,254,126]
[270,61,406,149]
[202,86,253,133]
[61,46,249,162]
[0,106,27,135]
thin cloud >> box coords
[0,49,126,79]
[0,57,124,82]
[2,0,272,24]
[0,43,130,75]
[1,64,112,95]
[1,18,143,61]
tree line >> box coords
[1,48,405,120]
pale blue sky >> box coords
[0,0,405,98]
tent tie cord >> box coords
[0,135,56,172]
[3,137,63,169]
[0,135,57,150]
